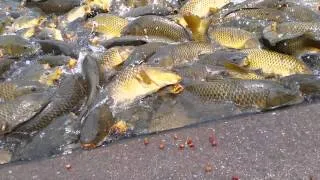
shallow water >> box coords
[0,0,319,165]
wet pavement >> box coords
[0,102,320,179]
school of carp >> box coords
[0,0,319,164]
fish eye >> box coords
[31,87,37,92]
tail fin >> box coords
[183,15,210,42]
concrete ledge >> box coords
[1,103,320,179]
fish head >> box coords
[80,104,114,150]
[14,41,40,57]
[143,67,182,86]
[14,82,47,97]
[265,85,304,110]
[149,53,175,68]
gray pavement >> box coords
[0,103,320,179]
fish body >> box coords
[12,15,43,31]
[148,42,214,68]
[263,22,320,45]
[241,49,312,76]
[80,92,114,149]
[25,0,80,14]
[99,46,134,71]
[85,14,128,38]
[185,79,303,110]
[36,27,64,41]
[107,65,181,107]
[222,8,286,22]
[123,4,175,17]
[101,35,175,49]
[0,35,40,58]
[12,74,87,135]
[180,0,230,18]
[36,40,77,58]
[121,15,191,42]
[267,35,320,57]
[209,27,261,49]
[38,55,74,67]
[0,93,50,135]
[280,74,320,96]
[0,81,46,101]
[82,55,100,108]
[124,42,167,66]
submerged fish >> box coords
[266,35,320,58]
[122,4,175,17]
[222,8,286,22]
[25,0,80,14]
[12,15,44,31]
[124,42,167,67]
[240,49,312,76]
[36,40,78,58]
[208,27,261,49]
[36,27,64,41]
[263,22,320,45]
[281,5,320,22]
[121,15,191,42]
[280,74,320,96]
[11,112,80,162]
[101,35,175,49]
[0,93,50,135]
[185,79,303,110]
[12,74,87,135]
[38,55,74,67]
[0,35,40,58]
[0,58,14,76]
[107,65,181,107]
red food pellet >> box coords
[204,164,213,173]
[65,164,72,170]
[232,176,240,180]
[186,137,192,145]
[179,143,185,149]
[143,138,149,145]
[159,142,165,150]
[188,143,195,148]
[209,134,217,146]
[173,134,178,140]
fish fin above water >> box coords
[183,15,210,42]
